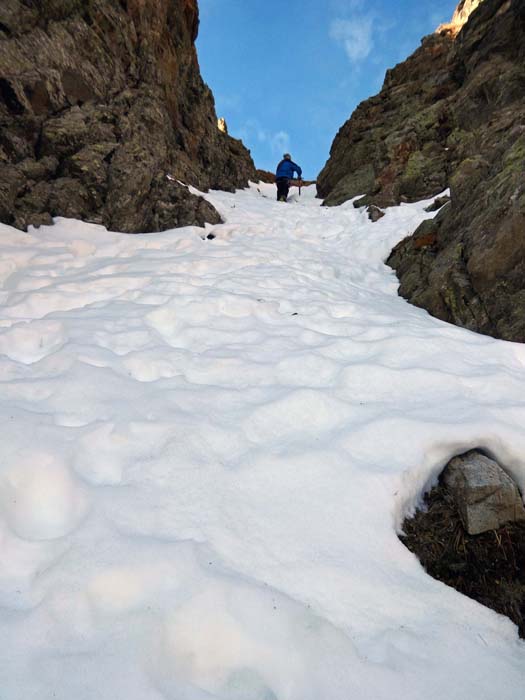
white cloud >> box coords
[198,0,218,19]
[258,129,291,156]
[215,93,241,114]
[330,0,365,11]
[330,16,374,63]
[237,119,291,158]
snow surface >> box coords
[1,182,524,699]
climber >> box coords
[275,153,302,202]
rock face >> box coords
[317,28,456,209]
[444,451,525,535]
[318,0,525,342]
[0,0,256,233]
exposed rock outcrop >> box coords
[318,0,525,342]
[0,0,256,233]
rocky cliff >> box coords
[0,0,256,233]
[318,0,525,342]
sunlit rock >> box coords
[437,0,485,36]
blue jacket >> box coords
[276,159,302,180]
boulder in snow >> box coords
[424,195,451,212]
[367,205,386,222]
[444,450,525,535]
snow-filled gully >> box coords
[0,183,524,699]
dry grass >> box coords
[400,482,525,638]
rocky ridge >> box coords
[318,0,525,342]
[0,0,256,233]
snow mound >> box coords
[0,450,88,541]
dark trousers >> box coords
[276,177,290,201]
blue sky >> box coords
[196,0,459,179]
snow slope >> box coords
[0,182,524,699]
